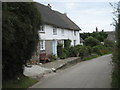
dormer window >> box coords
[53,27,57,35]
[39,25,45,33]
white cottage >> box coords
[36,3,81,56]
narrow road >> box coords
[30,54,112,88]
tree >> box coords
[2,2,42,80]
[91,30,108,42]
[84,36,101,47]
[80,30,108,42]
[112,1,120,88]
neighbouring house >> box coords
[34,3,81,62]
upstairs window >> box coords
[53,27,57,35]
[74,31,76,36]
[61,29,64,35]
[39,25,45,32]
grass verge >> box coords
[3,76,38,88]
[83,54,99,61]
[83,52,112,61]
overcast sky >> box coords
[33,0,119,33]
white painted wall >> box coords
[38,25,80,46]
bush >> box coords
[104,39,115,47]
[68,46,79,57]
[57,43,63,57]
[79,46,90,59]
[59,52,67,59]
[92,45,111,55]
[86,46,93,55]
[49,54,57,61]
[2,2,42,80]
[64,39,71,49]
[84,36,101,47]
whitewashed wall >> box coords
[39,25,80,46]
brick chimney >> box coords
[96,27,98,32]
[48,4,51,9]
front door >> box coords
[52,40,57,56]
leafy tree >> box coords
[112,1,120,88]
[84,36,101,47]
[2,2,42,80]
[91,30,108,42]
[80,32,91,40]
[80,30,108,42]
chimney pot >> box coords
[48,4,51,9]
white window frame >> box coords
[74,31,76,36]
[40,40,45,50]
[61,29,64,35]
[53,27,57,35]
[39,25,45,33]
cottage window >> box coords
[40,40,45,50]
[53,27,57,35]
[61,29,64,35]
[39,25,45,32]
[74,31,76,36]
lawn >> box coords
[3,76,38,89]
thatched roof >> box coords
[35,2,81,31]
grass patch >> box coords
[83,52,112,61]
[83,54,99,61]
[3,76,38,88]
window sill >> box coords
[39,31,45,33]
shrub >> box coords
[59,52,67,59]
[84,36,101,47]
[92,45,110,55]
[57,43,63,57]
[104,39,115,47]
[68,46,79,57]
[79,46,90,59]
[2,2,42,80]
[64,39,71,49]
[86,46,93,55]
[49,54,57,61]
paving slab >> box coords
[23,57,80,79]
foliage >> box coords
[93,45,111,55]
[112,1,120,88]
[91,30,108,42]
[83,54,99,61]
[64,39,71,49]
[57,43,68,59]
[3,76,38,88]
[59,51,67,59]
[84,36,101,47]
[2,2,42,80]
[80,32,91,40]
[80,30,108,42]
[68,46,79,57]
[57,43,63,57]
[104,39,115,47]
[49,54,57,61]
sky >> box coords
[33,0,119,33]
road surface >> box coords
[30,54,113,88]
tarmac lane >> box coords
[30,54,112,88]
